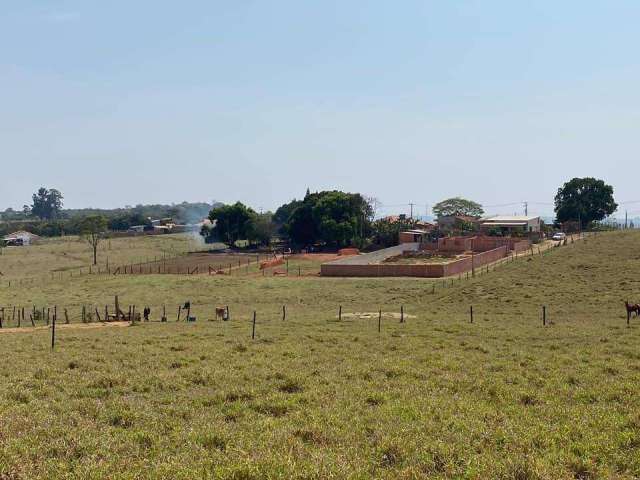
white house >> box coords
[2,231,40,246]
[479,215,541,234]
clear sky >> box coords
[2,1,639,218]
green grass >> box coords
[1,231,640,478]
[0,233,204,282]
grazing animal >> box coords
[215,307,226,320]
[625,301,640,317]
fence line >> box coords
[0,232,593,291]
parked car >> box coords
[552,232,566,241]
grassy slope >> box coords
[1,231,640,479]
[0,233,203,281]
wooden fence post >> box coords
[400,305,404,323]
[177,306,181,322]
[339,305,342,321]
[470,305,473,323]
[378,309,382,333]
[64,309,69,324]
[252,311,256,339]
[627,307,630,327]
[282,305,286,321]
[543,305,546,326]
[51,309,56,350]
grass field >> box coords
[1,231,640,479]
[0,233,204,282]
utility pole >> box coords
[409,202,415,219]
[625,210,628,229]
[523,201,528,216]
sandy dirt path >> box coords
[0,321,131,335]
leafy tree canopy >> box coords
[30,187,64,220]
[554,177,617,228]
[273,199,302,237]
[432,197,484,218]
[206,202,258,245]
[284,190,373,248]
[372,216,418,248]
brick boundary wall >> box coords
[320,246,508,278]
[421,236,531,254]
[512,240,531,254]
[471,246,508,269]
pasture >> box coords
[0,233,204,282]
[1,231,640,479]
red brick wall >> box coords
[438,236,474,252]
[321,263,446,277]
[512,241,530,253]
[443,257,472,276]
[320,246,508,278]
[472,246,508,268]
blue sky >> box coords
[2,1,639,217]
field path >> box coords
[0,321,130,335]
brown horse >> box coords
[625,301,640,317]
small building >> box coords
[2,231,40,246]
[399,229,430,244]
[128,225,145,233]
[480,215,541,234]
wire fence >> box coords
[0,233,595,324]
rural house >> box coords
[399,229,431,243]
[479,215,541,234]
[2,230,40,246]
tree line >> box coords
[200,178,620,249]
[0,188,221,237]
[1,178,621,262]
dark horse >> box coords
[625,301,640,317]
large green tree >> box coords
[273,199,303,238]
[554,177,617,228]
[31,187,64,220]
[432,197,483,218]
[206,202,257,246]
[283,190,373,248]
[372,216,417,247]
[249,212,276,246]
